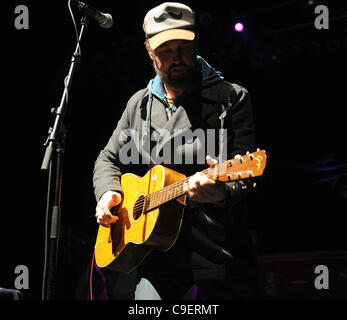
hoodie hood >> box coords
[147,55,224,98]
[197,55,224,87]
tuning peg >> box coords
[234,154,243,163]
[253,182,257,188]
[246,151,250,155]
[256,148,260,152]
[237,172,242,179]
[249,154,254,160]
[247,170,253,177]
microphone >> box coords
[71,0,113,29]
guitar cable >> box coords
[89,249,95,300]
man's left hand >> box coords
[182,155,229,203]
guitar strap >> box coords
[199,80,237,163]
[218,92,232,164]
[190,82,240,272]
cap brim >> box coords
[148,29,195,50]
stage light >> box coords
[234,22,244,32]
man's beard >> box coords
[153,60,196,91]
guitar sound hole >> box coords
[133,195,145,220]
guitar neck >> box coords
[143,150,267,212]
[143,161,236,212]
[143,176,187,213]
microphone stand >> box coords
[41,15,89,300]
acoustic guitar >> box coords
[94,149,267,273]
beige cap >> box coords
[143,2,196,49]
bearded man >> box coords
[93,2,260,300]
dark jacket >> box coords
[93,56,259,299]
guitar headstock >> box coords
[214,149,267,182]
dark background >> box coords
[2,0,346,300]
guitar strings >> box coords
[118,166,213,213]
[118,156,250,213]
[119,173,193,213]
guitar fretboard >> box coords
[140,150,266,213]
[143,166,216,212]
[144,180,185,212]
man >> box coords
[93,2,259,299]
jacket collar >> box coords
[148,55,224,99]
[142,56,225,132]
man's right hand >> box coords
[95,191,122,227]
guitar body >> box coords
[95,165,186,273]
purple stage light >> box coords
[234,22,244,32]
